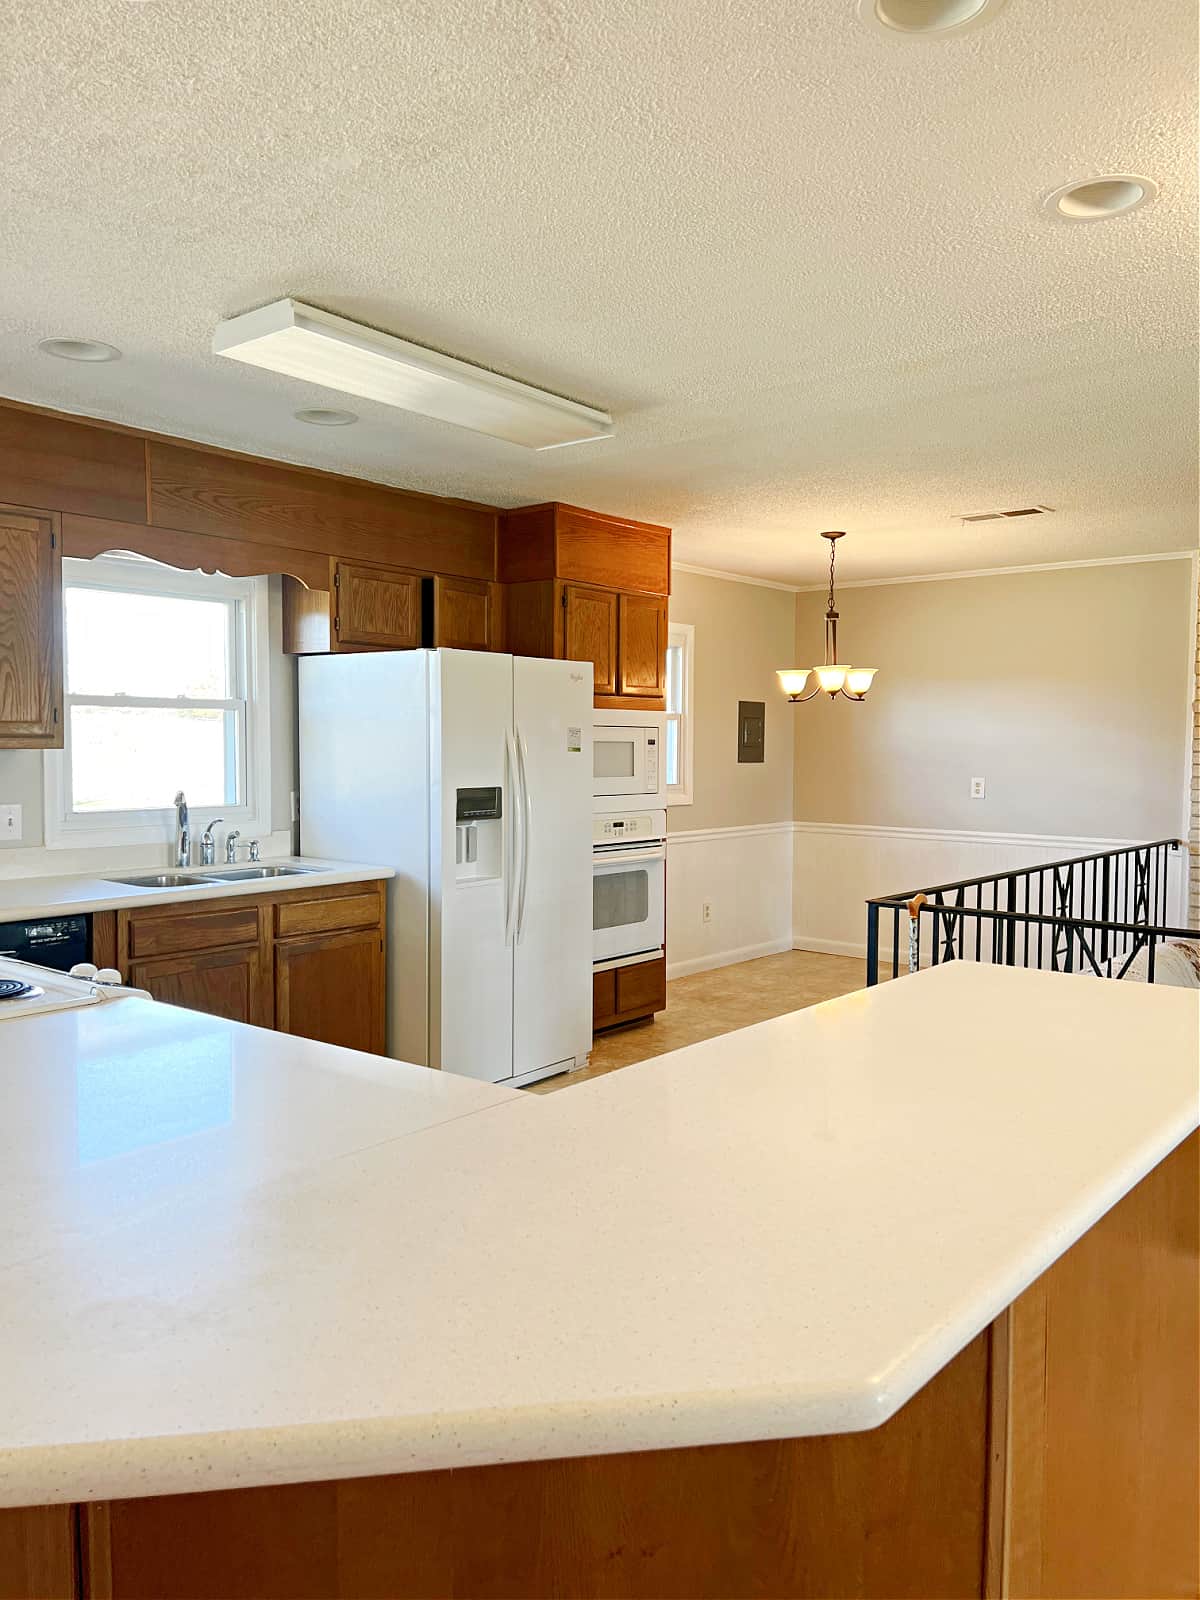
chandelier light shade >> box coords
[778,532,877,704]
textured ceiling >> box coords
[0,0,1195,584]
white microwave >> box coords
[593,712,666,807]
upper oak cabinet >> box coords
[0,506,63,749]
[283,563,497,655]
[499,503,671,710]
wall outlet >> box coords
[0,803,22,841]
[970,777,986,800]
[702,901,713,924]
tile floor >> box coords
[528,949,867,1094]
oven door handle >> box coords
[593,845,666,867]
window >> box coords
[665,621,694,806]
[45,557,272,847]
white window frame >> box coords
[44,555,273,850]
[665,621,694,807]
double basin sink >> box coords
[106,866,319,890]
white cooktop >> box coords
[0,959,127,1022]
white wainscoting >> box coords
[666,822,795,979]
[792,822,1190,963]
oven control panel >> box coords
[592,810,666,847]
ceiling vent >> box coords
[958,505,1055,524]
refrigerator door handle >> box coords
[515,725,533,943]
[503,726,521,946]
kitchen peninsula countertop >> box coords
[0,961,1196,1509]
[0,857,394,922]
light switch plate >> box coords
[0,804,22,841]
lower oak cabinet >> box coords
[593,956,667,1032]
[98,881,387,1053]
[275,926,385,1055]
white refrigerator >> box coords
[299,649,594,1087]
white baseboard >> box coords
[791,936,870,961]
[668,938,793,981]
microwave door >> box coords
[593,730,645,797]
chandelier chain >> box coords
[828,537,837,614]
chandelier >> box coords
[777,531,877,704]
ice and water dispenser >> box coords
[455,786,503,881]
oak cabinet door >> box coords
[335,563,423,649]
[432,575,492,651]
[275,926,385,1053]
[617,593,667,698]
[563,584,618,695]
[128,945,270,1027]
[0,508,61,748]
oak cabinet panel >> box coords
[275,927,385,1054]
[0,508,62,749]
[594,956,666,1033]
[563,584,618,695]
[125,904,262,960]
[615,956,667,1018]
[617,594,667,698]
[336,563,423,650]
[432,575,493,651]
[128,946,270,1028]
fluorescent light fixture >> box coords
[213,299,613,450]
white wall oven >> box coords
[593,810,666,966]
[592,710,666,810]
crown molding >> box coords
[792,550,1196,592]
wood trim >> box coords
[80,1502,113,1600]
[593,693,666,711]
[147,442,495,582]
[0,398,498,516]
[62,514,329,589]
[984,1310,1012,1599]
[1003,1130,1199,1600]
[0,1503,79,1599]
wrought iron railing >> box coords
[865,839,1192,986]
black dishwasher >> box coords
[0,915,90,972]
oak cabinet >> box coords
[282,561,425,655]
[0,506,62,749]
[336,562,423,649]
[108,881,388,1049]
[617,593,667,698]
[563,584,619,695]
[593,955,667,1032]
[498,503,671,710]
[431,574,496,651]
[128,945,270,1028]
[275,926,386,1054]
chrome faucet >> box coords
[200,818,223,867]
[174,792,190,867]
[224,829,241,865]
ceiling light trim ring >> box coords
[1044,175,1159,222]
[37,337,121,363]
[858,0,1007,40]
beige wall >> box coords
[793,559,1193,840]
[667,569,795,834]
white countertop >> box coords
[0,962,1196,1507]
[0,857,394,922]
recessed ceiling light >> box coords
[37,337,121,363]
[860,0,1005,37]
[294,407,358,427]
[1045,175,1159,222]
[214,299,613,450]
